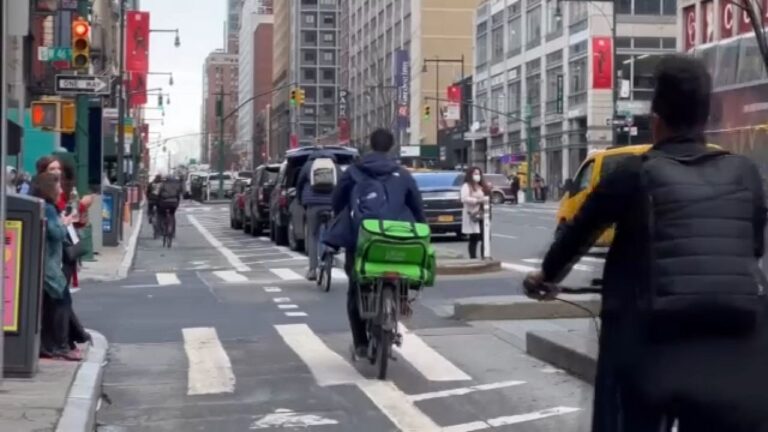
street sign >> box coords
[38,47,72,62]
[55,74,112,95]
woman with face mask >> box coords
[460,167,490,259]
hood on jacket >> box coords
[358,152,400,176]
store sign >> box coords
[3,220,22,332]
[400,146,420,157]
[394,49,410,130]
[103,193,114,233]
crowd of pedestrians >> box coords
[6,155,92,361]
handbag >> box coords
[62,237,85,265]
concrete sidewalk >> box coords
[79,209,143,282]
[0,330,109,432]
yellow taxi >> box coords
[555,143,720,246]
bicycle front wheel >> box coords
[376,286,396,380]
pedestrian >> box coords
[34,172,80,361]
[510,173,520,204]
[460,166,489,259]
[36,155,62,176]
[524,55,768,431]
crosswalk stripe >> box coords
[264,287,282,292]
[270,268,304,281]
[213,270,248,282]
[407,380,526,402]
[395,324,471,382]
[188,215,251,272]
[443,406,580,432]
[285,311,308,317]
[274,323,442,431]
[156,273,181,286]
[182,327,235,395]
[277,304,299,310]
[501,262,537,273]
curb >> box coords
[526,330,598,384]
[437,260,501,275]
[118,207,144,279]
[452,295,601,321]
[56,329,108,432]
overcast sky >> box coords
[143,0,226,168]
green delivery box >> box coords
[355,219,436,286]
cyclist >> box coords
[326,128,426,358]
[156,174,183,239]
[296,151,340,281]
[524,55,768,431]
[146,174,163,224]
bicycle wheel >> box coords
[321,254,333,292]
[376,286,396,380]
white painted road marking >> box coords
[249,408,338,429]
[277,304,299,310]
[182,327,236,395]
[188,215,251,272]
[213,270,248,283]
[502,262,537,273]
[442,406,581,432]
[407,380,526,402]
[580,256,605,263]
[274,324,442,431]
[270,268,304,281]
[272,297,291,303]
[264,287,282,293]
[156,273,181,286]
[523,257,593,272]
[492,233,518,239]
[284,312,308,317]
[395,324,471,382]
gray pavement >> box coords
[76,200,595,431]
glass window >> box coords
[617,0,632,14]
[635,0,661,15]
[322,14,335,25]
[475,91,488,122]
[633,55,661,91]
[662,0,676,15]
[304,31,317,44]
[573,159,594,192]
[546,0,562,35]
[491,86,505,118]
[322,69,335,80]
[600,154,632,177]
[304,13,316,25]
[477,33,488,65]
[412,173,463,188]
[634,37,661,49]
[526,73,541,108]
[303,69,316,81]
[527,6,542,47]
[737,36,767,84]
[322,32,335,42]
[662,37,676,49]
[323,51,334,62]
[304,50,316,63]
[569,58,587,94]
[508,16,522,53]
[491,26,504,63]
[322,88,334,99]
[616,37,632,48]
[569,2,588,25]
[545,67,562,111]
[507,81,521,116]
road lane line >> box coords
[242,257,307,265]
[406,380,526,402]
[270,268,304,281]
[273,297,291,303]
[264,286,282,293]
[331,268,349,282]
[285,312,308,317]
[395,324,471,382]
[188,215,250,272]
[492,233,518,239]
[502,262,537,273]
[580,256,605,263]
[274,324,442,431]
[182,327,235,395]
[442,407,581,432]
[276,246,306,259]
[277,304,299,310]
[156,273,181,286]
[213,270,248,283]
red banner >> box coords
[128,72,147,107]
[141,123,149,143]
[591,37,612,90]
[126,11,150,73]
[683,5,696,52]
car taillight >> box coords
[278,190,288,208]
[256,187,264,203]
[237,195,245,208]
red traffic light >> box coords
[73,20,89,37]
[447,85,462,103]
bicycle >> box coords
[524,278,602,335]
[316,209,334,292]
[158,207,176,248]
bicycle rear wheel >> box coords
[321,254,333,292]
[376,286,396,380]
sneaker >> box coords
[306,269,317,281]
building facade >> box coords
[473,0,676,199]
[201,50,239,166]
[227,0,243,53]
[237,0,274,167]
[270,0,292,158]
[340,0,478,162]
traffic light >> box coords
[71,18,90,70]
[447,85,461,103]
[290,89,298,106]
[423,105,431,120]
[158,94,164,107]
[297,88,306,105]
[31,100,76,132]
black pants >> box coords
[468,223,485,259]
[41,291,69,355]
[345,250,368,348]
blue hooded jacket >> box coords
[296,152,340,207]
[325,151,426,250]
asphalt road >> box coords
[77,200,596,432]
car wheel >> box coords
[491,192,504,205]
[233,211,243,230]
[288,219,305,252]
[269,222,275,241]
[455,230,465,240]
[275,224,289,246]
[230,214,236,229]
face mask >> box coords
[472,174,482,183]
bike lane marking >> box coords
[156,272,181,286]
[213,270,248,283]
[182,327,236,395]
[394,323,471,382]
[442,406,581,432]
[188,215,250,272]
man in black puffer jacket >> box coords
[525,55,768,431]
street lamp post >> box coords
[555,0,618,145]
[149,28,181,47]
[148,71,174,86]
[422,56,465,160]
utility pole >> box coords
[217,84,225,199]
[116,0,126,185]
[524,105,534,203]
[75,0,90,194]
[0,0,8,379]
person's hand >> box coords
[523,271,559,301]
[60,214,75,226]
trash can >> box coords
[102,185,121,246]
[4,195,46,378]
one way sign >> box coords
[55,75,112,95]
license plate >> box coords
[438,215,454,222]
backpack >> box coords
[641,149,766,335]
[349,166,393,226]
[159,180,182,200]
[310,157,337,193]
[149,182,162,197]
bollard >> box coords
[482,196,491,259]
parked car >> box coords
[484,173,515,204]
[412,171,464,237]
[269,146,359,249]
[243,163,280,236]
[229,179,251,229]
[237,170,253,181]
[208,172,236,198]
